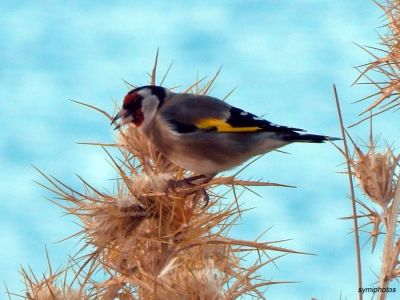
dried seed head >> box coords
[27,283,63,300]
[155,255,227,300]
[191,259,226,299]
[30,288,82,300]
[21,274,84,300]
[352,146,399,208]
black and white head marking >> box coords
[135,86,169,130]
[136,85,169,108]
[115,85,170,129]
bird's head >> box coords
[112,85,168,130]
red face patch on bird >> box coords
[122,92,145,127]
[123,92,142,109]
[132,109,144,127]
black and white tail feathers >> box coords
[283,133,340,143]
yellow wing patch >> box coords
[196,118,261,132]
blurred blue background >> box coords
[1,0,397,298]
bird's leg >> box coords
[184,174,212,185]
[200,189,210,209]
[167,174,212,189]
[167,175,213,208]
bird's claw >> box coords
[167,177,210,208]
[200,189,209,208]
[167,178,194,190]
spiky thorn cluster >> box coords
[334,81,400,299]
[8,251,89,300]
[349,135,399,210]
[352,0,400,126]
[338,131,399,253]
[346,1,400,298]
[17,53,302,299]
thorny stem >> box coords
[333,85,363,300]
[378,176,400,299]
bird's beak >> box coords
[111,112,120,125]
[111,111,122,130]
[111,109,133,130]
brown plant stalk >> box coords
[333,85,363,300]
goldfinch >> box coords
[112,85,338,180]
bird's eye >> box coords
[123,92,142,109]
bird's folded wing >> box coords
[161,96,305,134]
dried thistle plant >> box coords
[336,1,400,298]
[353,148,398,208]
[352,0,400,126]
[338,131,399,247]
[348,135,400,209]
[8,252,88,300]
[15,53,301,299]
[334,105,400,299]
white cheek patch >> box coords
[138,88,151,97]
[240,111,248,116]
[140,95,159,129]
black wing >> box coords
[225,106,305,133]
[162,94,305,135]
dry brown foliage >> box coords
[336,1,400,299]
[12,54,300,299]
[352,0,400,126]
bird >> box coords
[112,85,339,183]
